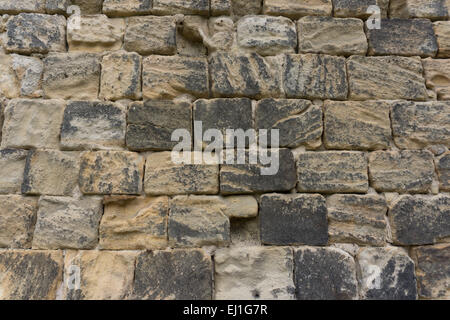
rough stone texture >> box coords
[0,149,28,194]
[5,13,66,54]
[1,99,65,149]
[437,152,450,191]
[357,247,417,300]
[347,56,428,101]
[127,100,192,151]
[0,250,63,300]
[103,0,153,16]
[422,58,450,100]
[43,53,101,100]
[32,196,103,249]
[367,19,438,58]
[391,101,450,149]
[283,54,348,100]
[60,101,126,150]
[390,0,450,20]
[294,247,358,300]
[79,151,144,195]
[229,0,261,17]
[332,0,389,18]
[231,217,260,245]
[132,249,213,300]
[0,55,17,98]
[215,247,295,300]
[100,196,169,250]
[297,151,368,193]
[143,55,208,100]
[45,0,71,14]
[168,195,230,247]
[260,194,328,245]
[263,0,332,19]
[434,21,450,58]
[298,17,367,56]
[124,16,176,55]
[0,0,45,14]
[220,196,258,218]
[327,194,387,245]
[389,195,450,245]
[411,244,450,300]
[72,0,103,14]
[152,0,209,16]
[0,195,38,248]
[255,99,322,148]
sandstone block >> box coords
[0,55,18,98]
[220,196,258,218]
[437,153,450,191]
[79,151,144,195]
[231,218,260,245]
[332,0,389,18]
[102,0,152,16]
[0,0,45,13]
[434,21,450,58]
[263,0,332,19]
[422,58,450,100]
[32,196,103,249]
[45,0,71,14]
[229,0,261,17]
[297,151,368,193]
[260,194,328,245]
[215,247,295,300]
[0,149,28,194]
[390,0,449,20]
[152,0,209,16]
[72,0,103,14]
[211,0,231,16]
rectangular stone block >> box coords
[298,17,367,56]
[422,58,450,100]
[45,0,71,14]
[0,0,45,13]
[102,0,152,16]
[434,21,450,58]
[437,153,450,192]
[0,149,28,194]
[72,0,103,14]
[297,151,368,193]
[283,54,348,100]
[211,0,231,16]
[347,55,428,100]
[152,0,209,16]
[263,0,332,19]
[332,0,389,18]
[390,0,449,20]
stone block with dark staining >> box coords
[332,0,389,18]
[0,0,45,14]
[152,0,209,16]
[102,0,153,16]
[437,152,450,191]
[263,0,333,19]
[0,148,28,194]
[434,21,450,58]
[390,0,450,20]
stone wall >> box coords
[0,0,449,300]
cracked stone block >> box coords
[434,21,450,58]
[422,58,450,100]
[32,196,103,249]
[215,247,295,300]
[357,247,417,300]
[127,100,192,151]
[43,53,101,100]
[124,16,176,55]
[390,0,449,20]
[347,55,428,100]
[391,101,450,149]
[1,99,65,149]
[79,151,144,195]
[0,149,28,194]
[298,16,367,56]
[389,195,450,245]
[60,101,126,150]
[5,13,66,54]
[132,249,213,300]
[0,250,63,300]
[152,0,209,16]
[297,151,368,193]
[324,100,392,150]
[367,19,438,58]
[0,195,38,248]
[332,0,389,18]
[283,54,348,100]
[263,0,332,19]
[437,152,450,191]
[102,0,152,16]
[327,194,387,245]
[294,247,358,300]
[0,0,45,13]
[260,194,328,246]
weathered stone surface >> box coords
[0,99,4,141]
[237,15,297,56]
[0,149,28,194]
[102,0,152,16]
[298,17,367,56]
[294,247,358,300]
[220,149,297,194]
[228,0,261,17]
[0,250,63,300]
[347,55,428,100]
[72,0,103,14]
[0,0,45,14]
[391,101,450,149]
[5,13,66,54]
[327,194,387,245]
[324,100,391,150]
[220,196,258,218]
[367,19,438,58]
[369,150,435,193]
[231,217,260,245]
[32,196,103,249]
[283,54,348,100]
[127,100,192,151]
[260,194,328,245]
[43,53,101,100]
[65,250,137,300]
[100,196,168,250]
[45,0,71,14]
[332,0,389,18]
[210,0,230,15]
[22,150,79,196]
[263,0,332,19]
[215,247,295,300]
[0,55,18,98]
[144,152,219,195]
[209,52,282,99]
[411,244,450,299]
[434,21,450,58]
[422,58,450,100]
[437,152,450,191]
[152,0,209,15]
[297,152,368,193]
[0,195,38,248]
[390,0,450,20]
[1,99,65,149]
[357,247,417,300]
[79,151,144,195]
[124,16,176,55]
[389,195,450,245]
[169,195,230,247]
[132,249,213,300]
[143,55,208,99]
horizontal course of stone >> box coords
[0,0,449,300]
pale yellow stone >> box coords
[422,58,450,100]
[263,0,332,18]
[434,22,450,58]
